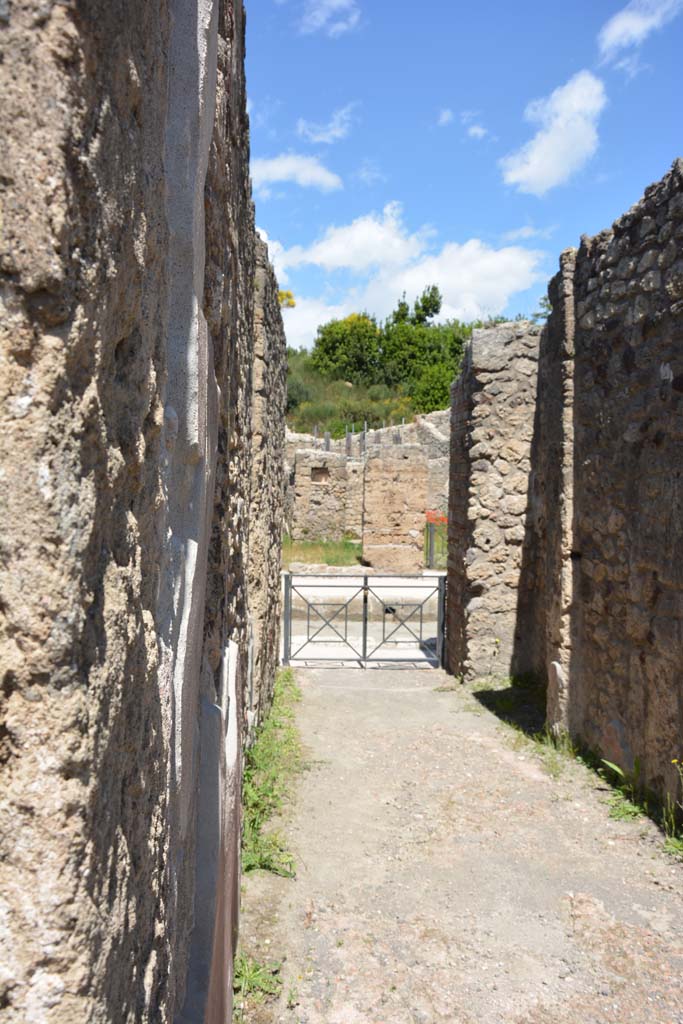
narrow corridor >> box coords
[239,668,683,1024]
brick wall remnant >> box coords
[0,2,286,1020]
[446,323,542,679]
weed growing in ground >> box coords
[233,953,282,1020]
[607,791,643,821]
[662,758,683,860]
[242,668,303,877]
[282,534,362,568]
[664,835,683,859]
[524,727,579,779]
[286,985,299,1010]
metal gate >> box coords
[282,573,446,667]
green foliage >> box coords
[608,791,643,821]
[664,835,683,860]
[310,312,381,386]
[233,953,282,1020]
[532,294,552,322]
[601,756,643,806]
[282,535,362,568]
[411,283,442,324]
[412,362,455,413]
[286,285,470,435]
[241,669,302,877]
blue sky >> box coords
[246,0,683,348]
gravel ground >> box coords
[237,667,683,1024]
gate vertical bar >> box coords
[436,575,446,667]
[361,574,369,668]
[282,572,292,665]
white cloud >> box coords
[467,124,488,140]
[297,103,356,144]
[502,225,556,242]
[300,0,360,36]
[500,70,607,197]
[256,227,290,284]
[251,153,343,196]
[356,159,386,186]
[437,108,454,127]
[361,239,544,324]
[461,110,489,140]
[278,296,353,349]
[277,202,430,274]
[598,0,683,61]
[265,204,546,347]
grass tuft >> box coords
[664,835,683,860]
[233,953,282,1020]
[242,668,303,877]
[607,791,643,821]
[282,534,362,568]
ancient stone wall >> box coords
[534,251,577,729]
[286,410,450,563]
[445,324,541,679]
[362,446,430,572]
[551,162,683,798]
[248,238,287,730]
[0,2,285,1021]
[290,450,362,542]
[446,161,683,805]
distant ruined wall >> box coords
[446,324,541,679]
[0,2,285,1021]
[362,446,429,573]
[446,161,683,804]
[248,238,287,729]
[290,451,361,542]
[286,410,450,561]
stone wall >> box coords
[446,161,683,804]
[0,3,286,1021]
[446,324,541,679]
[286,409,450,566]
[547,162,683,799]
[290,450,362,542]
[534,250,577,729]
[248,238,287,730]
[362,446,430,572]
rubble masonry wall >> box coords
[446,161,683,803]
[0,3,287,1020]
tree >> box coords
[379,288,468,392]
[532,294,552,322]
[310,313,380,387]
[412,362,455,413]
[411,284,441,324]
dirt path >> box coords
[238,667,683,1024]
